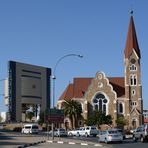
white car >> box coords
[77,126,98,137]
[98,129,123,144]
[68,128,80,136]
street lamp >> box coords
[52,54,83,108]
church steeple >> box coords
[124,12,143,128]
[124,14,141,59]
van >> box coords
[21,124,39,134]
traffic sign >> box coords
[45,108,64,123]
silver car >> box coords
[98,129,123,144]
[133,124,148,142]
[49,128,67,137]
[54,128,67,137]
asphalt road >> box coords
[0,131,148,148]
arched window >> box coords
[129,64,137,71]
[92,93,108,115]
[130,75,133,85]
[118,103,123,114]
[129,75,137,86]
[134,75,137,85]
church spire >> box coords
[124,13,141,59]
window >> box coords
[134,75,137,85]
[132,89,136,96]
[129,75,137,86]
[92,93,108,114]
[129,64,137,71]
[130,101,137,108]
[118,102,124,114]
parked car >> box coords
[77,126,98,137]
[98,129,123,144]
[68,128,80,136]
[21,124,39,134]
[133,124,148,142]
[49,128,67,137]
[114,128,125,139]
[130,128,137,134]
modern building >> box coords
[57,14,143,129]
[4,61,51,122]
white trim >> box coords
[133,48,139,60]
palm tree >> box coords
[64,100,82,129]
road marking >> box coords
[68,142,76,145]
[81,143,88,145]
[47,140,53,143]
[57,141,64,144]
[94,144,102,146]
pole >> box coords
[52,123,54,140]
[51,53,83,140]
[52,54,83,108]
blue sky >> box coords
[0,0,148,112]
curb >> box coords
[17,139,102,147]
[17,140,46,148]
[47,140,102,147]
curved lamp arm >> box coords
[52,54,83,79]
[52,53,83,108]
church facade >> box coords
[57,15,143,130]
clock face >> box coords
[130,58,136,64]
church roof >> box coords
[59,78,92,101]
[59,77,125,101]
[124,15,141,59]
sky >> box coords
[0,0,148,112]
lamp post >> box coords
[52,54,83,108]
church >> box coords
[57,14,143,130]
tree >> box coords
[116,116,128,128]
[85,110,113,127]
[64,100,82,129]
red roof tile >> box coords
[73,78,93,98]
[59,83,74,101]
[108,77,125,97]
[59,77,125,100]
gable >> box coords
[58,75,125,101]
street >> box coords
[0,131,148,148]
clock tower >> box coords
[124,13,143,128]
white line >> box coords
[94,144,102,146]
[68,142,76,145]
[57,141,64,144]
[47,140,53,143]
[81,143,88,145]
